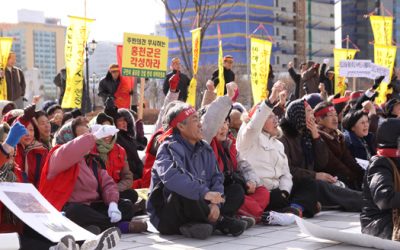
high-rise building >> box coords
[163,0,335,74]
[0,9,65,99]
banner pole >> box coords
[138,77,145,120]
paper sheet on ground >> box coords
[296,216,400,250]
[0,182,95,243]
[0,233,19,250]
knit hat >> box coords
[2,109,24,125]
[342,110,368,131]
[1,102,16,116]
[384,98,400,118]
[304,93,323,109]
[55,122,75,145]
[42,100,58,113]
[109,63,119,71]
[96,112,114,125]
[376,118,400,149]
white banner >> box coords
[0,182,95,243]
[339,60,390,82]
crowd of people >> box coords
[0,50,400,249]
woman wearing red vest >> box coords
[93,113,138,205]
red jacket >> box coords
[15,142,48,188]
[39,145,80,211]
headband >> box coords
[314,106,336,118]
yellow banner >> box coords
[216,40,225,97]
[187,28,201,107]
[333,48,358,95]
[62,16,94,109]
[374,45,397,105]
[0,37,13,100]
[121,33,168,79]
[250,37,272,104]
[370,15,393,46]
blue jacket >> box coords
[147,133,224,228]
[343,130,376,161]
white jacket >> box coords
[236,101,293,193]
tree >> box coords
[160,0,239,78]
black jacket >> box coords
[53,68,66,104]
[212,67,235,95]
[162,70,190,101]
[361,156,400,240]
[319,63,333,95]
[5,66,25,101]
[98,72,120,103]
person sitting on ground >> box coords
[147,102,246,240]
[361,119,400,240]
[228,109,242,138]
[314,101,364,190]
[384,98,400,118]
[39,118,147,235]
[280,99,363,212]
[46,104,63,135]
[34,111,52,149]
[92,112,138,206]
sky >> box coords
[0,0,166,42]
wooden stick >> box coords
[138,77,145,120]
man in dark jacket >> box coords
[147,102,246,239]
[98,64,120,104]
[53,68,66,104]
[212,55,235,95]
[361,119,400,240]
[5,52,26,108]
[319,59,334,95]
[162,58,191,101]
[288,61,307,99]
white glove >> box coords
[323,58,329,64]
[90,124,102,134]
[91,125,119,140]
[108,202,122,223]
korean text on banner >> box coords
[333,48,357,95]
[62,16,94,109]
[370,15,393,46]
[374,45,397,105]
[121,33,168,79]
[0,37,13,100]
[216,40,225,97]
[187,27,201,106]
[250,37,272,105]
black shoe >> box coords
[216,217,246,237]
[179,223,213,240]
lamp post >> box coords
[85,39,97,112]
[91,72,97,111]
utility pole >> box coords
[307,0,312,60]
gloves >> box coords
[372,75,385,90]
[6,122,27,147]
[108,202,122,223]
[91,124,119,139]
[323,58,329,64]
[169,72,180,91]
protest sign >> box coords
[0,182,95,243]
[339,60,371,78]
[121,33,169,79]
[250,37,272,104]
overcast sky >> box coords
[0,0,166,42]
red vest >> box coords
[92,144,126,183]
[39,145,80,211]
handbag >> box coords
[386,157,400,241]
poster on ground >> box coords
[0,182,95,243]
[121,33,169,79]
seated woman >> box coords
[93,113,138,205]
[39,118,146,234]
[314,102,364,190]
[361,119,400,240]
[34,111,52,149]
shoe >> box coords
[133,198,146,215]
[85,225,102,235]
[216,216,246,237]
[238,216,256,229]
[261,211,296,226]
[179,223,213,240]
[129,218,148,233]
[50,235,79,250]
[279,206,303,217]
[80,227,121,250]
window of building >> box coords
[275,0,279,7]
[276,27,280,36]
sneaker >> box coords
[279,206,303,217]
[85,225,102,235]
[80,227,121,250]
[216,216,246,237]
[179,223,213,240]
[50,235,79,250]
[238,216,256,229]
[261,211,296,226]
[129,218,148,233]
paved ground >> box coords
[115,211,375,250]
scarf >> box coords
[96,135,117,164]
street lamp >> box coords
[85,39,97,112]
[91,72,97,111]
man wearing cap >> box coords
[98,64,121,104]
[212,55,235,95]
[163,58,191,101]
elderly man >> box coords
[98,64,121,104]
[212,55,235,95]
[147,100,246,239]
[162,58,191,101]
[5,52,26,108]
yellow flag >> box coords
[187,28,201,106]
[333,48,358,95]
[250,37,272,105]
[62,16,94,109]
[0,37,13,100]
[374,45,397,105]
[216,40,225,97]
[370,15,393,46]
